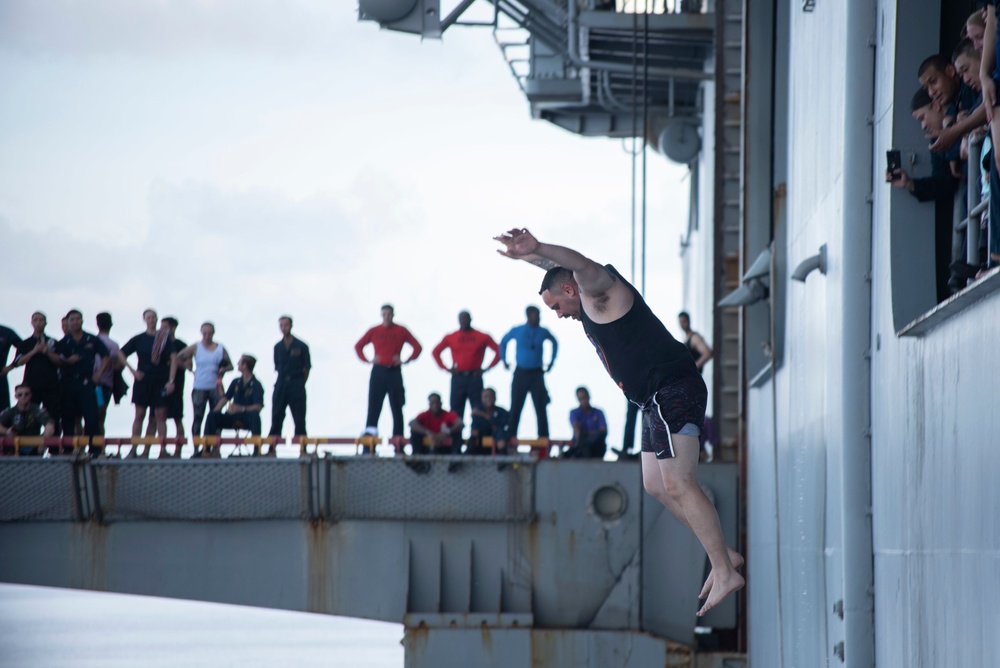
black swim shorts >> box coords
[639,373,708,460]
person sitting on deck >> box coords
[408,392,463,456]
[564,386,607,460]
[204,355,266,456]
[0,384,55,456]
[468,387,511,455]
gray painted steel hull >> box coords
[0,456,739,666]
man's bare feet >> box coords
[697,569,744,617]
[699,549,744,600]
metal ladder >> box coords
[713,0,743,460]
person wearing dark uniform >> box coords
[269,316,310,438]
[205,355,265,439]
[0,324,21,412]
[161,317,187,455]
[54,310,110,450]
[496,228,743,618]
[499,306,557,441]
[0,384,56,456]
[468,387,511,455]
[355,304,422,445]
[11,313,62,436]
[118,309,173,441]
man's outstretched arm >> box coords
[494,228,612,295]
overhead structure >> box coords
[359,0,713,145]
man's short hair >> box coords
[525,305,540,316]
[14,384,30,395]
[241,355,257,372]
[539,267,575,295]
[917,54,951,78]
[142,308,157,319]
[483,387,496,397]
[381,304,394,313]
[428,392,441,402]
[162,316,178,329]
[279,315,293,326]
[96,312,113,331]
[66,309,82,320]
[678,310,691,320]
[201,321,215,330]
[952,38,978,63]
[910,88,933,112]
[576,386,589,396]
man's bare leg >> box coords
[640,437,744,616]
[130,405,150,457]
[641,453,743,600]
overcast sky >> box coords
[0,0,690,449]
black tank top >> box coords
[685,336,703,375]
[580,265,700,404]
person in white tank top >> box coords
[168,322,233,444]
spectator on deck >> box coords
[921,53,986,154]
[94,312,122,437]
[0,385,55,456]
[499,305,556,442]
[169,322,233,442]
[886,88,961,300]
[678,311,714,374]
[431,311,501,431]
[55,310,110,451]
[269,316,311,441]
[565,387,607,459]
[356,304,421,448]
[118,309,173,447]
[981,3,1000,266]
[409,392,463,456]
[204,355,265,446]
[468,387,511,455]
[159,317,187,456]
[11,313,62,438]
[966,8,986,54]
[0,323,21,412]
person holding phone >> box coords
[885,89,960,301]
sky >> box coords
[0,0,690,447]
[0,1,693,662]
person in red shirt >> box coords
[431,311,501,430]
[355,304,422,444]
[408,392,463,455]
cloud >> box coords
[0,0,353,57]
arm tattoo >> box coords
[526,256,558,271]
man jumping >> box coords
[495,227,743,616]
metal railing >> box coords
[0,434,574,459]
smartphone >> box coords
[886,149,902,179]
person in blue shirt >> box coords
[498,306,557,441]
[565,386,607,459]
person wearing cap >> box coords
[885,87,961,300]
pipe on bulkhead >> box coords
[840,1,876,666]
